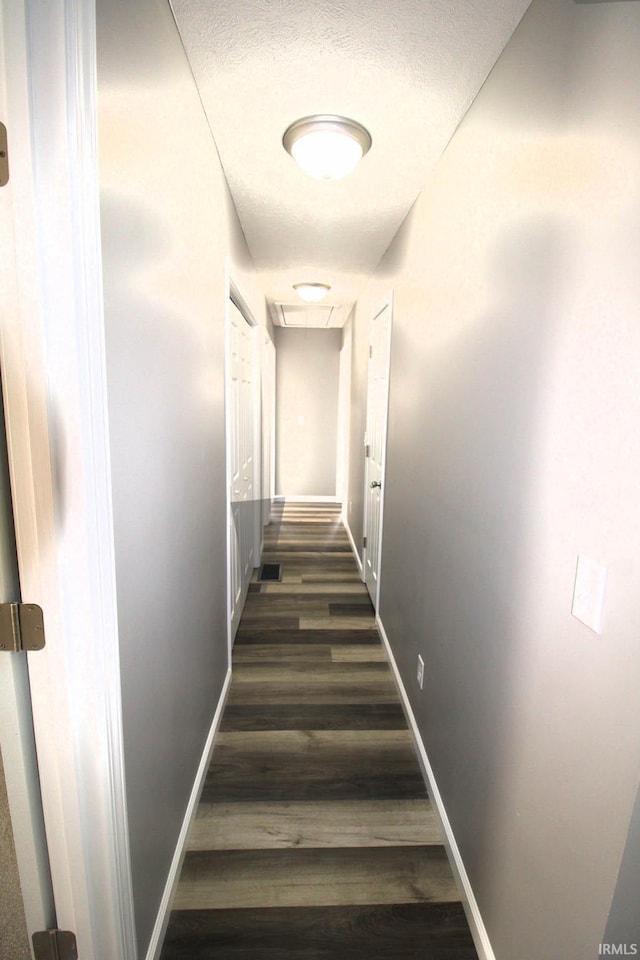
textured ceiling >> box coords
[170,0,531,326]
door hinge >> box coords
[0,122,8,186]
[363,536,367,549]
[0,603,46,652]
[32,930,78,960]
[369,345,373,359]
[365,444,370,458]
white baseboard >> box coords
[274,495,341,503]
[343,515,364,577]
[145,668,232,960]
[375,615,496,960]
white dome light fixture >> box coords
[293,282,331,303]
[283,115,372,181]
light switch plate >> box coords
[572,554,607,634]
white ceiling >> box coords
[170,0,531,327]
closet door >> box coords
[227,299,258,641]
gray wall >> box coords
[347,1,640,957]
[96,0,266,953]
[603,779,640,949]
[275,328,341,498]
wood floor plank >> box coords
[231,643,333,662]
[230,661,392,683]
[162,903,478,960]
[331,645,387,662]
[239,601,330,618]
[214,729,417,751]
[262,582,369,595]
[301,573,362,582]
[225,680,399,706]
[219,702,408,732]
[188,799,441,850]
[243,593,343,606]
[299,616,377,630]
[264,546,353,555]
[174,846,459,909]
[234,628,381,645]
[328,601,375,617]
[201,731,426,802]
[235,617,300,635]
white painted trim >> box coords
[224,262,234,661]
[225,271,262,653]
[362,292,393,612]
[335,320,352,505]
[251,322,263,567]
[0,4,55,942]
[343,516,364,577]
[376,613,497,960]
[145,668,232,960]
[268,336,276,520]
[274,495,341,503]
[228,282,262,570]
[261,333,276,529]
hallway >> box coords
[4,1,640,956]
[160,502,478,959]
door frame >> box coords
[0,386,54,947]
[0,10,55,947]
[261,332,276,531]
[361,292,393,612]
[336,319,353,508]
[225,271,262,654]
[0,1,136,956]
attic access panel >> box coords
[274,303,336,328]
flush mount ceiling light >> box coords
[283,115,372,181]
[293,282,331,303]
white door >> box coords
[227,299,258,641]
[363,295,393,608]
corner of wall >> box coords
[144,669,232,960]
[375,614,496,960]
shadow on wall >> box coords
[380,216,569,931]
[99,189,229,952]
[100,189,226,492]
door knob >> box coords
[370,480,382,489]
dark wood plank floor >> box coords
[161,501,478,960]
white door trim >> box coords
[261,332,276,530]
[0,7,55,945]
[0,1,136,956]
[361,292,393,612]
[336,320,352,507]
[224,270,262,655]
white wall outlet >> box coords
[572,554,608,634]
[416,655,424,690]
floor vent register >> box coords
[257,562,282,582]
